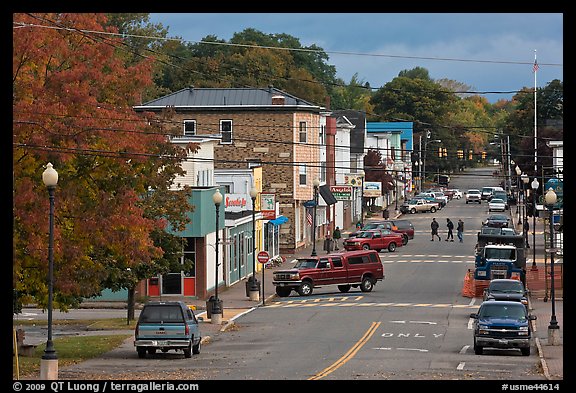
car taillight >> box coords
[185,324,190,336]
[135,323,139,339]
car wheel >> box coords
[410,208,416,214]
[402,235,408,245]
[362,244,370,250]
[388,242,396,252]
[184,343,192,358]
[430,206,437,213]
[338,285,351,293]
[360,276,374,292]
[147,348,156,355]
[466,201,469,204]
[192,339,201,355]
[297,281,314,296]
[521,347,530,356]
[137,347,146,359]
[275,287,292,297]
[473,339,483,355]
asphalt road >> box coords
[30,167,546,381]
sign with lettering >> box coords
[344,174,363,187]
[330,185,353,201]
[363,181,382,198]
[224,194,251,212]
[260,193,276,220]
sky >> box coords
[147,13,563,103]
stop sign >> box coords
[257,251,270,263]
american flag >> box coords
[307,209,313,226]
[533,59,539,73]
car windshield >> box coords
[479,304,526,320]
[140,305,184,323]
[294,259,318,269]
[357,231,375,239]
[485,248,516,260]
[491,199,504,204]
[490,281,524,294]
[363,223,383,230]
[489,215,508,221]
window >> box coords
[184,120,196,137]
[319,124,325,145]
[220,120,232,144]
[299,121,307,143]
[182,237,196,277]
[299,165,307,186]
[331,257,343,268]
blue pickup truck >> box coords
[134,301,202,358]
[470,300,536,356]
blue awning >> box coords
[269,215,288,226]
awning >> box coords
[269,215,289,226]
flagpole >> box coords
[534,49,538,174]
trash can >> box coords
[206,296,223,319]
[245,278,261,297]
[383,208,389,219]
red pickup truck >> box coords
[272,250,385,297]
[343,229,403,252]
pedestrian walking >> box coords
[457,219,464,242]
[323,233,334,254]
[430,218,441,241]
[446,218,454,241]
[332,226,341,250]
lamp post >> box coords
[515,165,521,219]
[247,186,260,301]
[545,188,560,345]
[521,173,529,248]
[358,170,365,227]
[311,178,320,256]
[211,189,223,325]
[531,178,539,270]
[40,163,58,380]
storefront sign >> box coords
[330,185,353,201]
[260,193,276,220]
[344,174,363,187]
[224,194,250,212]
[363,181,382,198]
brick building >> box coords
[134,86,326,253]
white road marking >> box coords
[459,345,470,354]
[457,362,466,370]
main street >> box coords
[52,167,545,380]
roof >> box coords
[134,86,322,110]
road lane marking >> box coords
[308,321,381,380]
[457,362,466,370]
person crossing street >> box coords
[446,218,455,241]
[457,219,464,242]
[430,218,441,241]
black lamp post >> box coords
[211,188,223,325]
[545,187,560,343]
[521,173,529,248]
[311,178,320,256]
[531,178,539,270]
[359,170,365,227]
[515,165,521,220]
[40,163,58,380]
[247,186,260,300]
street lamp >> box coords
[311,178,320,256]
[530,178,539,270]
[211,188,223,325]
[521,173,530,249]
[544,188,560,344]
[515,165,521,219]
[247,186,260,301]
[358,170,365,227]
[40,163,58,380]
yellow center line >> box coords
[308,321,381,380]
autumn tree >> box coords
[13,13,194,312]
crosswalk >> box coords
[267,296,477,309]
[379,254,475,264]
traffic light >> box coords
[457,149,464,159]
[468,150,473,160]
[443,148,447,158]
[438,147,442,157]
[481,151,486,160]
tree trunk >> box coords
[127,286,135,324]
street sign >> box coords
[257,251,270,264]
[303,200,317,208]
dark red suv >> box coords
[349,219,414,245]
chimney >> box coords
[272,95,285,105]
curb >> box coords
[528,297,552,380]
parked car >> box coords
[470,300,536,356]
[483,214,511,228]
[400,198,438,214]
[491,190,510,210]
[481,186,499,201]
[488,198,507,212]
[272,249,384,296]
[417,192,446,208]
[343,229,403,252]
[134,301,202,358]
[446,189,463,199]
[483,279,529,307]
[349,219,414,245]
[465,189,482,204]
